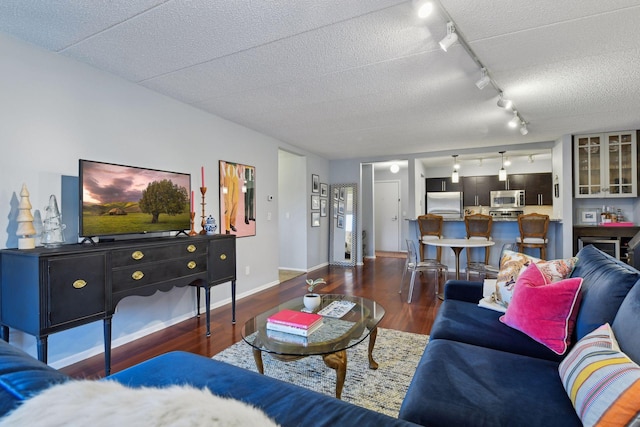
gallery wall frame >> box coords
[312,174,320,193]
[311,194,320,210]
[219,160,256,237]
[320,183,328,198]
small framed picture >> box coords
[338,200,345,215]
[337,215,344,228]
[333,187,339,200]
[311,194,320,210]
[312,174,320,193]
[333,202,338,218]
[580,209,598,224]
[320,183,328,198]
[320,199,327,217]
[311,212,320,227]
[339,187,345,200]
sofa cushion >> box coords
[0,340,70,417]
[559,323,640,427]
[111,351,418,427]
[499,263,583,355]
[571,245,640,340]
[612,279,640,364]
[430,299,564,362]
[398,339,581,427]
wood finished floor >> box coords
[60,254,444,379]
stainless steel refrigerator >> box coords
[426,192,463,218]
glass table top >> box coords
[241,294,385,357]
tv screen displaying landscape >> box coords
[79,159,191,237]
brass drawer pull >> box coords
[132,271,144,280]
[187,244,196,253]
[187,261,196,269]
[132,251,144,260]
[73,279,87,289]
[220,254,227,260]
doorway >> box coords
[375,180,401,252]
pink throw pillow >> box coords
[500,263,583,355]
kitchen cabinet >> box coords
[463,176,498,206]
[426,177,462,192]
[574,131,638,198]
[525,173,553,205]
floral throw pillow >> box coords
[494,250,540,308]
[493,250,578,309]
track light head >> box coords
[508,111,520,128]
[412,0,434,18]
[520,122,529,135]
[390,163,400,173]
[475,68,490,90]
[439,22,458,52]
[497,93,513,109]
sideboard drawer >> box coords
[111,242,207,268]
[112,254,207,293]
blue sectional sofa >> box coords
[0,244,637,426]
[399,244,640,426]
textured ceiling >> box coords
[2,0,640,160]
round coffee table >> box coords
[241,294,385,399]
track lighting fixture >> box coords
[475,68,490,90]
[412,0,433,18]
[439,22,458,52]
[520,121,529,135]
[451,155,459,183]
[497,92,513,109]
[390,163,400,174]
[498,151,507,181]
[528,154,534,163]
[508,111,520,128]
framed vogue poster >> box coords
[219,160,256,237]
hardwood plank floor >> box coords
[60,255,444,379]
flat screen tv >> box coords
[79,159,191,238]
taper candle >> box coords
[201,166,205,187]
[191,190,194,212]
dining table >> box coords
[422,238,496,282]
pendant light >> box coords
[498,151,507,181]
[451,155,460,183]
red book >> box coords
[267,309,323,330]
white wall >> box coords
[0,33,329,367]
[278,150,306,271]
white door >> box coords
[375,181,400,252]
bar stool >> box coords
[417,214,443,263]
[464,213,493,280]
[517,213,549,259]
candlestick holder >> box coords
[199,187,207,235]
[188,212,198,236]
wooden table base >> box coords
[251,328,379,399]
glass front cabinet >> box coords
[574,131,637,198]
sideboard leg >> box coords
[205,287,211,337]
[195,286,201,317]
[231,279,236,324]
[104,316,112,376]
[36,335,48,364]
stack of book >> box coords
[266,309,323,337]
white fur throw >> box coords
[0,380,280,427]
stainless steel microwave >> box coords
[490,190,525,208]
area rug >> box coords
[212,328,428,417]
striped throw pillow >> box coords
[558,323,640,426]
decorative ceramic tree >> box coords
[16,183,36,249]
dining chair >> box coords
[416,214,444,263]
[399,239,448,303]
[464,214,493,280]
[517,213,550,259]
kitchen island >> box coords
[407,217,562,275]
